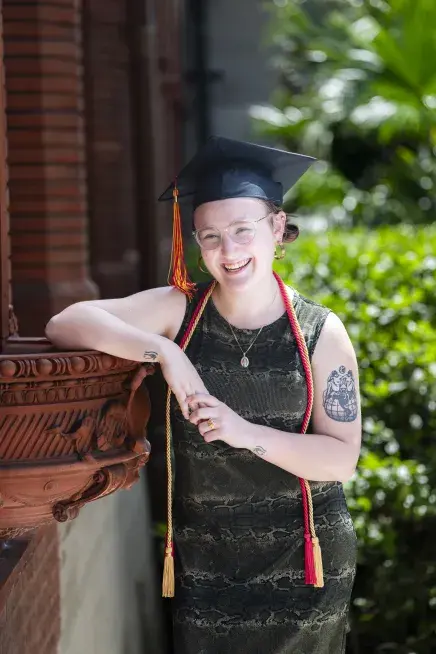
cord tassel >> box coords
[168,187,196,299]
[162,537,175,598]
[304,533,317,585]
[312,537,324,588]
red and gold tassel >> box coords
[168,187,196,300]
[312,536,324,588]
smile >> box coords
[222,258,251,272]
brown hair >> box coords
[261,200,300,244]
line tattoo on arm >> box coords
[252,445,267,457]
[322,365,358,423]
[143,351,158,362]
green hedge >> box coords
[188,224,436,652]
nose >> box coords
[220,231,239,257]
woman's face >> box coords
[193,197,285,292]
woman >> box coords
[46,137,361,653]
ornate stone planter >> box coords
[0,339,153,539]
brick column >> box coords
[2,0,98,337]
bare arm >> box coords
[244,312,362,482]
[45,286,186,362]
[46,285,212,419]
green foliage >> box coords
[253,0,436,226]
[273,225,436,652]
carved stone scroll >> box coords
[0,348,155,537]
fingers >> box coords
[189,407,219,426]
[172,384,210,420]
[187,393,218,408]
[173,390,190,420]
[198,418,219,435]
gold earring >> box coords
[274,243,285,260]
[198,254,209,274]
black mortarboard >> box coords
[159,136,315,298]
[158,135,315,208]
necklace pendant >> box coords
[241,356,250,368]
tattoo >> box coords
[323,365,358,423]
[143,351,158,362]
[252,446,266,457]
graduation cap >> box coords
[159,136,315,298]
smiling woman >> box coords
[46,136,361,654]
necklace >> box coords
[225,287,279,368]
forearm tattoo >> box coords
[323,365,358,422]
[143,351,158,362]
[252,446,266,457]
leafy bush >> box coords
[273,225,436,653]
[252,0,436,227]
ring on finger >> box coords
[207,418,217,430]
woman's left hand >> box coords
[186,393,250,448]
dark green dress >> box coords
[170,282,357,654]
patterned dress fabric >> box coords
[170,282,357,654]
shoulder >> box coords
[312,311,357,368]
[294,289,331,318]
[292,289,356,363]
[291,289,331,356]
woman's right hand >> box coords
[158,339,208,420]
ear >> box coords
[272,211,286,242]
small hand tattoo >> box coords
[143,351,158,362]
[252,446,266,457]
[323,365,358,422]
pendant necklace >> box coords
[225,287,278,368]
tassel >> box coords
[168,187,196,299]
[312,537,324,588]
[162,540,175,598]
[304,533,317,585]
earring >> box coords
[198,254,209,274]
[274,243,285,260]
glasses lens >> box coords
[229,221,256,244]
[196,228,221,250]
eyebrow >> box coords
[197,216,256,229]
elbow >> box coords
[45,314,62,345]
[45,311,87,350]
[336,450,360,483]
[336,465,357,484]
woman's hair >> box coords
[261,200,299,244]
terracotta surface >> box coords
[0,343,154,538]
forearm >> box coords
[243,423,357,483]
[45,305,169,362]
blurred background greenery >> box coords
[186,0,436,651]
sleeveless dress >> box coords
[170,282,357,654]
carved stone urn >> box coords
[0,339,154,539]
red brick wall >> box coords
[0,526,60,654]
[2,0,98,336]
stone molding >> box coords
[0,347,154,538]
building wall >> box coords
[59,473,163,654]
[0,0,177,651]
[208,0,278,141]
[184,0,279,155]
[0,527,60,654]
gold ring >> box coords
[207,418,216,430]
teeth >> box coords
[223,259,250,271]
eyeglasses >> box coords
[192,213,271,251]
